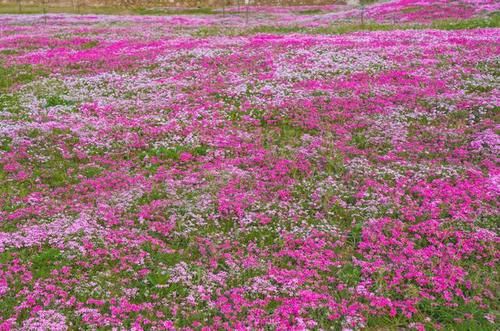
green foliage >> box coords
[475,215,499,232]
[297,9,322,15]
[249,25,307,34]
[432,12,500,30]
[0,137,12,152]
[195,13,500,37]
[0,64,44,92]
[0,93,20,113]
[141,144,209,161]
[347,223,363,247]
[417,300,496,330]
[82,166,103,178]
[265,300,281,313]
[133,7,214,15]
[81,41,99,49]
[145,246,182,267]
[0,293,19,320]
[0,49,18,55]
[336,263,361,286]
[350,132,369,150]
[193,26,224,37]
[141,146,181,160]
[277,123,305,146]
[31,247,63,279]
[44,95,76,108]
[34,157,79,188]
[240,226,281,248]
[192,145,208,156]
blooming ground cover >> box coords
[0,1,499,330]
[329,0,500,23]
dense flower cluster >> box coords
[0,4,499,331]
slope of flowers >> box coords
[325,0,500,23]
[0,14,499,330]
[2,0,498,31]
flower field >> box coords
[0,1,499,330]
[331,0,500,23]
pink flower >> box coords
[179,152,193,162]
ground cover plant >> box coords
[329,0,500,23]
[0,0,499,330]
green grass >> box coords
[0,4,215,15]
[44,95,76,108]
[1,2,497,33]
[0,137,12,152]
[82,166,103,178]
[0,4,126,14]
[0,4,44,14]
[336,263,362,286]
[142,243,183,267]
[240,225,282,248]
[0,49,18,55]
[80,40,99,49]
[417,300,497,330]
[133,7,215,15]
[246,14,500,35]
[31,247,65,279]
[140,144,208,161]
[192,22,414,37]
[31,152,81,188]
[297,9,322,15]
[192,12,500,37]
[0,93,23,117]
[432,12,500,30]
[350,132,369,150]
[0,65,45,92]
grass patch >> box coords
[82,166,103,178]
[0,64,45,92]
[350,132,369,150]
[140,144,208,161]
[44,95,77,108]
[0,93,21,114]
[432,12,500,30]
[81,40,99,49]
[0,5,125,14]
[0,49,18,56]
[240,226,282,248]
[336,263,361,286]
[297,9,322,15]
[143,244,183,267]
[31,247,64,279]
[194,13,500,37]
[133,7,214,15]
[0,4,215,15]
[417,300,496,330]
